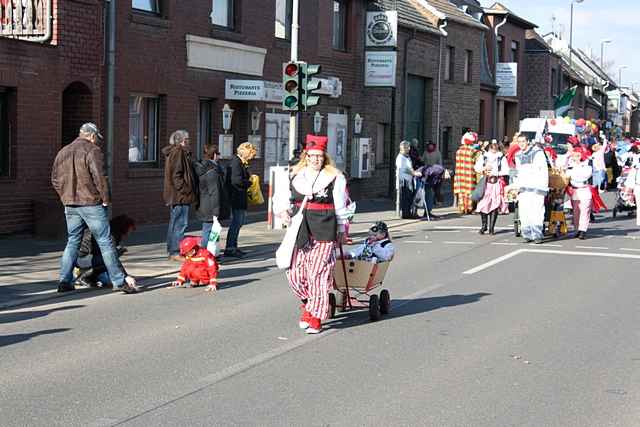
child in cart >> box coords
[171,236,219,292]
[346,221,395,263]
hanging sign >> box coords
[365,51,397,87]
[496,63,518,97]
[366,11,398,47]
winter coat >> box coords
[193,159,229,221]
[226,155,251,210]
[162,145,195,206]
[51,137,110,206]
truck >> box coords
[518,118,576,155]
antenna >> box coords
[551,14,556,36]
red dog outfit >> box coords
[176,237,219,288]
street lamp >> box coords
[313,112,323,134]
[250,106,262,135]
[569,0,584,70]
[222,104,234,134]
[600,39,612,70]
[619,65,628,87]
[354,113,363,135]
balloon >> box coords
[550,119,557,126]
[564,116,571,123]
[576,125,585,134]
[576,118,586,127]
[571,119,577,124]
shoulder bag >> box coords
[275,196,309,269]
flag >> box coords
[554,86,577,117]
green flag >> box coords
[554,86,577,117]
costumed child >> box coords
[171,236,219,291]
[347,221,395,263]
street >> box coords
[2,198,640,426]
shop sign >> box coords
[364,51,397,87]
[496,63,518,97]
[366,11,397,47]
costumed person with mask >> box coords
[514,135,548,244]
[396,141,422,219]
[276,135,349,334]
[475,141,509,235]
[566,146,607,239]
[423,142,444,205]
[454,132,479,214]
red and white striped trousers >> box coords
[286,239,336,320]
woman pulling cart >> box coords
[276,135,350,334]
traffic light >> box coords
[300,63,322,111]
[282,62,300,111]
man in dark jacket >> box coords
[194,143,228,249]
[224,142,256,258]
[51,123,138,293]
[163,129,196,261]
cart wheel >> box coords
[612,207,617,218]
[379,289,391,315]
[328,293,337,319]
[369,294,381,321]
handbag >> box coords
[206,216,222,256]
[471,176,487,202]
[247,174,265,206]
[275,197,309,269]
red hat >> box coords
[573,146,590,162]
[461,132,478,145]
[305,135,328,153]
[179,236,200,256]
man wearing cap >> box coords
[51,123,138,293]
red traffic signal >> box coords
[285,63,299,77]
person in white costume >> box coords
[514,135,548,244]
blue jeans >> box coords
[60,205,125,287]
[201,221,212,249]
[167,204,189,256]
[225,209,246,250]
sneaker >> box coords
[117,282,140,294]
[299,305,311,329]
[57,282,75,292]
[534,238,544,244]
[305,317,322,334]
[578,231,586,240]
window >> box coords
[197,99,214,161]
[406,75,426,149]
[275,0,293,39]
[551,68,557,97]
[444,46,455,81]
[0,90,10,177]
[479,100,485,136]
[464,50,473,83]
[211,0,235,29]
[442,126,452,161]
[332,0,347,50]
[132,0,160,13]
[497,35,504,63]
[129,95,159,164]
[511,41,519,63]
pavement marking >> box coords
[575,245,610,250]
[432,225,512,231]
[431,230,462,233]
[443,241,476,245]
[406,240,433,244]
[491,242,518,246]
[620,248,640,252]
[536,243,563,247]
[464,248,640,275]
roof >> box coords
[484,2,537,29]
[423,0,487,29]
[525,30,554,53]
[374,0,486,33]
[375,0,439,33]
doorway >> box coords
[61,82,93,146]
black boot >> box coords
[489,210,499,235]
[479,213,488,234]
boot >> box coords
[479,213,488,234]
[489,210,499,235]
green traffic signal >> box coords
[282,61,300,111]
[300,63,322,111]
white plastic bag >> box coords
[275,197,308,269]
[206,216,222,256]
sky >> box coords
[480,0,640,90]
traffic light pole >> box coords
[288,0,300,161]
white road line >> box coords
[431,230,462,233]
[537,243,563,247]
[464,248,640,275]
[575,246,609,250]
[491,242,518,246]
[432,225,512,230]
[620,248,640,252]
[406,240,433,244]
[443,241,475,245]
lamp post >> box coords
[313,112,323,134]
[222,104,234,133]
[619,65,628,87]
[354,113,363,135]
[569,0,584,70]
[600,39,612,70]
[250,106,262,135]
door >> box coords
[264,113,290,182]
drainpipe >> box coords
[401,28,417,141]
[493,16,507,139]
[105,0,116,192]
[436,20,448,150]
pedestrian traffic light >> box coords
[282,62,300,111]
[300,63,322,111]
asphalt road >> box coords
[2,203,640,426]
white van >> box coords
[518,118,576,156]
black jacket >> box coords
[227,155,251,210]
[194,159,229,221]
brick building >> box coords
[0,0,485,234]
[523,31,562,118]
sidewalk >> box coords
[0,198,458,310]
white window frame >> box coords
[275,0,293,39]
[211,0,235,29]
[128,94,160,164]
[332,0,347,50]
[464,50,472,83]
[132,0,160,14]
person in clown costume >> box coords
[474,140,509,235]
[276,135,350,334]
[453,132,480,214]
[514,135,548,244]
[171,236,219,291]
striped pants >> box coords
[286,239,336,320]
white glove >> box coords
[125,276,137,287]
